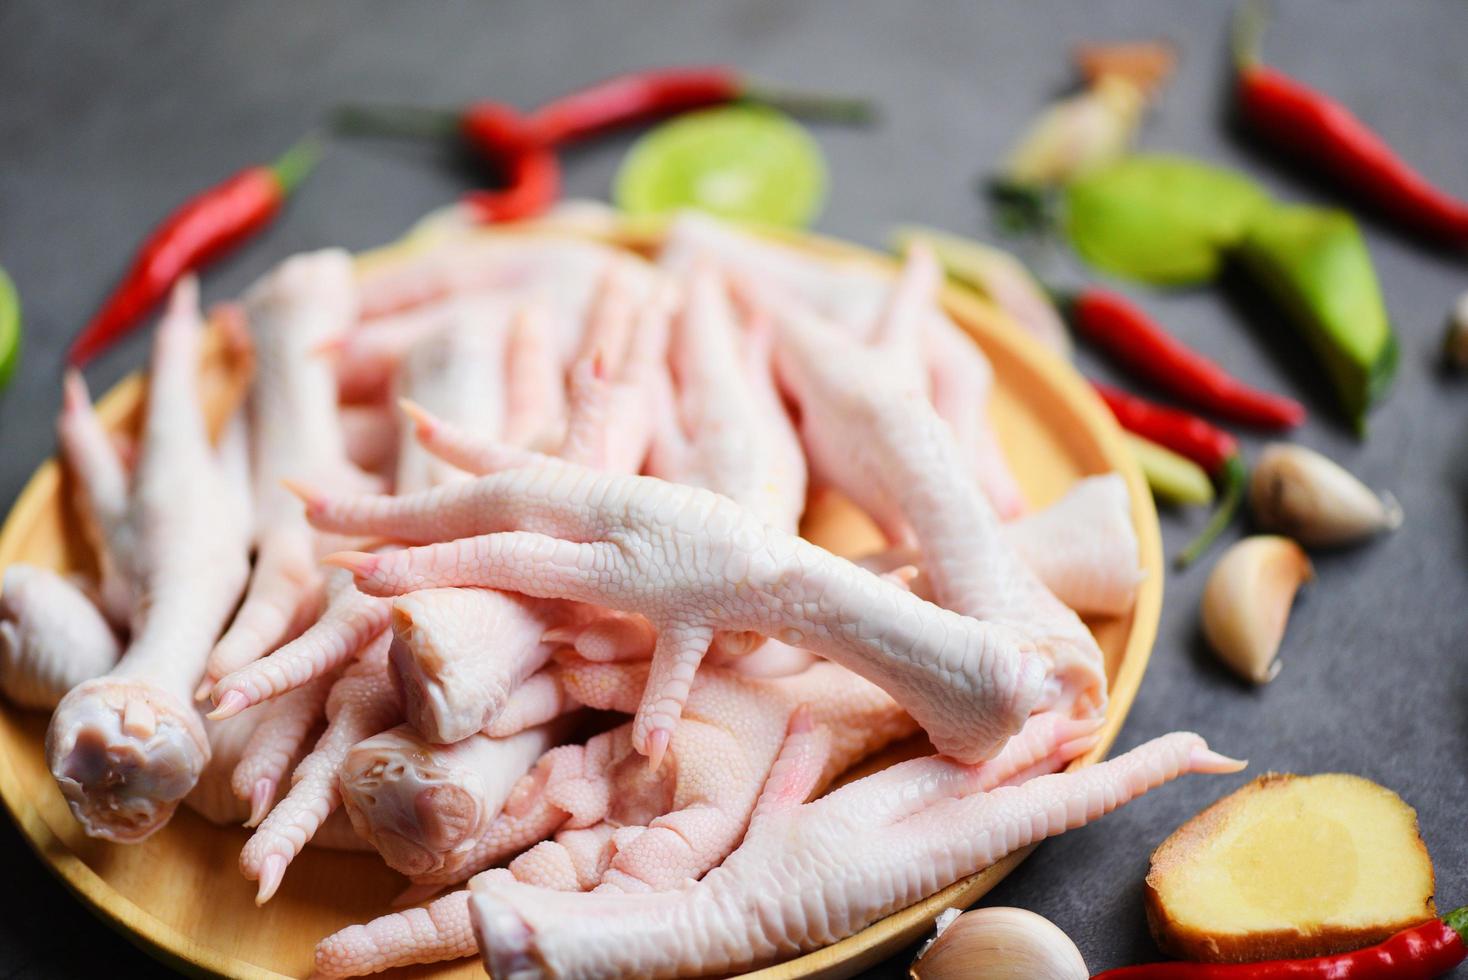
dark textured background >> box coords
[3,2,1466,977]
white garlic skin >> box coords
[910,906,1088,980]
[1201,535,1313,685]
[1249,443,1402,548]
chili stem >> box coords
[738,84,877,124]
[268,135,323,193]
[332,103,464,141]
[1231,0,1268,69]
[1447,905,1468,943]
[1177,455,1246,568]
[982,176,1060,233]
[0,265,21,392]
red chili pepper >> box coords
[1092,905,1468,979]
[1093,382,1244,567]
[1067,287,1305,430]
[1232,2,1468,248]
[459,101,539,159]
[451,102,561,223]
[335,101,556,226]
[67,137,320,366]
[332,67,871,227]
[463,145,562,224]
[1095,382,1238,472]
[527,66,874,144]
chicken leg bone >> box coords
[388,586,565,743]
[639,259,808,663]
[338,717,572,878]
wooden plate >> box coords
[0,224,1162,979]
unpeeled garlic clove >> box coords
[910,906,1087,980]
[1201,535,1313,685]
[1443,289,1468,370]
[1249,443,1402,548]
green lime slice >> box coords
[614,105,827,228]
[0,266,20,392]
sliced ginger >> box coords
[1145,773,1436,962]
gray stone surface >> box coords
[2,1,1466,976]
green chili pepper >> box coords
[1064,154,1270,285]
[1234,204,1397,434]
[1125,432,1216,506]
[0,266,20,392]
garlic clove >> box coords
[1201,535,1313,685]
[910,906,1087,980]
[1443,289,1468,370]
[1249,443,1402,548]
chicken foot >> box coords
[470,726,1242,979]
[45,279,251,842]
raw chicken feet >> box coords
[316,889,476,978]
[470,728,1243,978]
[760,250,1108,716]
[240,630,400,902]
[302,461,1045,765]
[204,250,366,691]
[45,279,251,842]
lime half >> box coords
[614,105,827,228]
[0,266,19,392]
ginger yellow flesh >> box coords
[1146,773,1435,962]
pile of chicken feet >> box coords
[0,212,1242,979]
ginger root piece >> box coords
[1145,772,1436,962]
